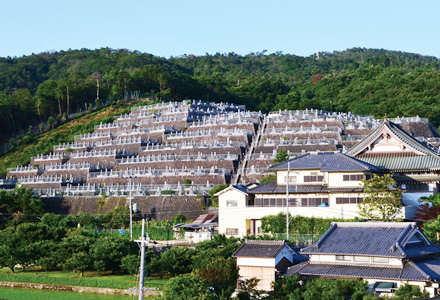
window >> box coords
[336,255,352,261]
[336,197,363,204]
[226,200,237,207]
[299,198,329,207]
[343,174,364,181]
[259,198,288,207]
[226,228,239,235]
[288,198,297,206]
[284,175,297,184]
[406,184,429,192]
[270,198,276,207]
[304,175,324,182]
[354,256,370,262]
[277,198,284,207]
[372,257,389,263]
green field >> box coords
[0,268,167,290]
[0,287,138,300]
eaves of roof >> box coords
[286,261,431,282]
[247,181,363,194]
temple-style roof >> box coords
[270,152,378,172]
[347,120,440,172]
[233,239,295,258]
[301,222,440,258]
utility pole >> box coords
[286,161,290,241]
[135,219,148,300]
[129,177,133,240]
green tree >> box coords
[208,184,229,207]
[195,257,238,299]
[171,213,186,224]
[47,116,54,129]
[260,173,276,184]
[420,193,440,207]
[357,173,402,221]
[160,246,196,275]
[120,254,140,275]
[63,252,91,277]
[90,236,135,272]
[163,273,212,300]
[271,275,301,299]
[273,148,289,164]
[0,186,44,225]
[0,227,20,272]
[237,277,264,299]
[420,215,440,242]
[392,283,429,300]
[37,240,60,272]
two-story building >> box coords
[287,222,440,297]
[217,152,396,236]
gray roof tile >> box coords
[233,239,294,258]
[270,152,378,172]
[412,257,440,280]
[248,181,363,194]
[287,261,431,281]
[347,120,440,172]
[302,222,440,258]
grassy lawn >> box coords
[0,287,140,300]
[0,268,168,290]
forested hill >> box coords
[1,47,440,145]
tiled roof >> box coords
[233,185,249,193]
[347,120,439,156]
[302,222,440,258]
[247,180,363,194]
[233,239,294,258]
[355,153,440,172]
[347,120,440,172]
[270,152,378,172]
[412,257,440,281]
[286,260,432,281]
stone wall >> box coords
[42,195,206,221]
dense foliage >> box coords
[261,213,364,238]
[2,47,440,149]
[358,173,403,221]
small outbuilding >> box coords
[233,239,303,291]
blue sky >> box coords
[1,0,438,58]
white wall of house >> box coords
[219,187,409,236]
[309,254,402,267]
[237,257,275,268]
[276,169,367,188]
[236,247,294,292]
[218,188,248,236]
[327,172,366,187]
